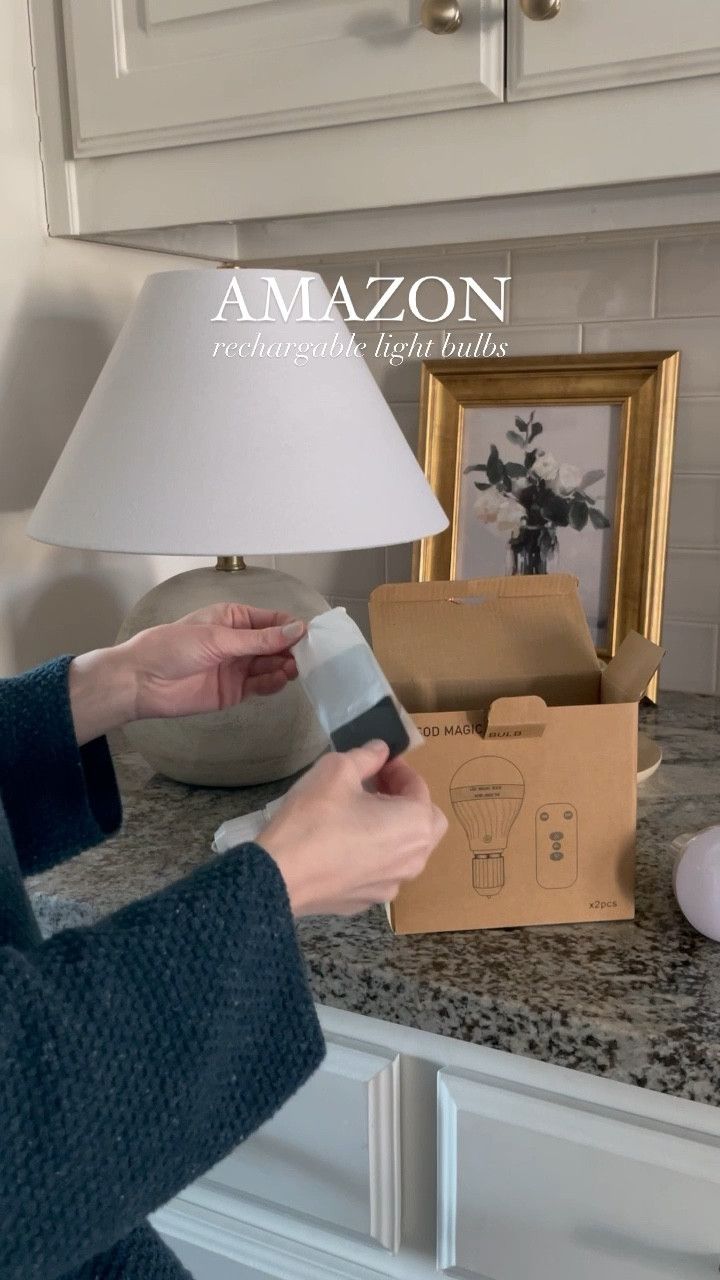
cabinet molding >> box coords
[154,1198,392,1280]
[86,177,720,266]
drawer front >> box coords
[199,1035,400,1252]
[438,1069,720,1279]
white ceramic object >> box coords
[672,826,720,942]
[637,731,662,782]
[116,564,331,786]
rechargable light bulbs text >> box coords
[209,272,510,366]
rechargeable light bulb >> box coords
[450,757,525,897]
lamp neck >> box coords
[215,556,247,572]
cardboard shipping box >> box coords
[369,574,664,936]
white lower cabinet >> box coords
[438,1070,720,1280]
[198,1035,400,1253]
[153,1008,720,1280]
[158,1234,272,1280]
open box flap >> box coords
[601,630,666,704]
[485,695,548,739]
[369,575,601,713]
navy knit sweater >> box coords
[0,656,325,1280]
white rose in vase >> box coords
[494,496,524,538]
[556,463,583,494]
[531,453,560,483]
[473,487,506,524]
[475,487,524,539]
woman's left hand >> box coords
[69,603,306,746]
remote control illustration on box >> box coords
[536,803,578,889]
[450,757,525,898]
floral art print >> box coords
[456,404,620,647]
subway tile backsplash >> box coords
[583,315,720,396]
[660,621,718,695]
[670,476,720,549]
[274,226,720,695]
[281,548,386,601]
[665,550,720,623]
[509,242,655,324]
[657,234,720,319]
[672,399,720,473]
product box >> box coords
[368,574,664,936]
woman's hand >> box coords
[121,602,306,719]
[261,740,448,917]
[69,603,306,746]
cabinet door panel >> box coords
[62,0,503,157]
[438,1069,720,1279]
[198,1036,400,1252]
[508,1,720,101]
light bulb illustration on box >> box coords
[450,757,525,897]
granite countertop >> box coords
[29,691,720,1105]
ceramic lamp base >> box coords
[115,564,331,786]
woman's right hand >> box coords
[260,741,447,917]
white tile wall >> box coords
[385,541,414,585]
[657,234,720,318]
[670,476,720,549]
[583,316,720,395]
[665,550,720,622]
[274,228,720,695]
[660,621,718,695]
[281,549,386,599]
[672,399,720,473]
[510,242,655,323]
[387,401,421,449]
[327,595,371,641]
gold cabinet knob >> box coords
[420,0,463,35]
[518,0,561,18]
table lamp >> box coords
[28,268,447,785]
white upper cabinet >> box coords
[31,0,720,242]
[509,0,720,101]
[61,0,503,157]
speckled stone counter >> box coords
[28,692,720,1105]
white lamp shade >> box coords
[28,269,448,555]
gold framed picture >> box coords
[413,352,679,700]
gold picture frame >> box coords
[413,352,680,702]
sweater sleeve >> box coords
[0,657,121,874]
[0,841,325,1280]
